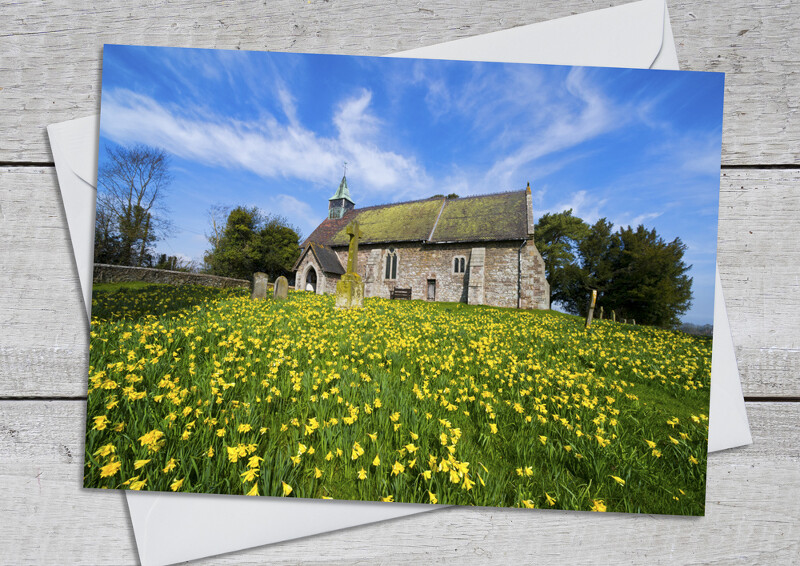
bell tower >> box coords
[329,164,355,219]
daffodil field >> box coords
[85,283,710,515]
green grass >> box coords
[84,283,710,515]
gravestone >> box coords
[599,306,604,320]
[335,220,365,309]
[251,272,268,299]
[273,276,289,300]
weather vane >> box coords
[343,160,347,176]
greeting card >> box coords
[84,44,724,515]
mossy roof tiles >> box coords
[328,197,445,246]
[429,191,528,242]
[305,189,529,248]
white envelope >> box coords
[48,1,751,564]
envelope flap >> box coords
[48,115,99,187]
[393,0,666,70]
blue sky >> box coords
[98,45,724,324]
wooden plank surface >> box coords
[0,0,798,165]
[1,401,797,564]
[2,167,797,397]
[1,0,798,564]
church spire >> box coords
[329,174,354,203]
[328,164,355,219]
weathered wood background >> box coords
[1,1,798,563]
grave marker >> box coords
[251,272,268,300]
[273,276,289,300]
[335,220,365,309]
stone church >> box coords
[292,176,550,310]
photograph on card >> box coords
[84,44,724,515]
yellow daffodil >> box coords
[99,461,121,478]
[93,444,116,458]
[92,415,110,431]
[162,458,177,473]
[591,500,607,512]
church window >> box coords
[385,248,398,280]
[453,256,466,273]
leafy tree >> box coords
[204,206,301,280]
[604,226,693,327]
[535,211,693,328]
[562,218,618,315]
[95,144,173,266]
[533,210,590,307]
[94,204,125,264]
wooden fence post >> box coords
[585,289,597,329]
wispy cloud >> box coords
[266,194,322,240]
[540,189,609,225]
[100,87,435,202]
[485,68,624,186]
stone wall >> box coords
[294,239,549,310]
[93,264,250,289]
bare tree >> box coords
[206,204,231,251]
[97,144,173,266]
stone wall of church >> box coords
[294,239,549,310]
[294,255,339,295]
[327,240,549,309]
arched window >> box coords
[385,248,398,280]
[453,256,466,273]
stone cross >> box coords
[345,220,363,274]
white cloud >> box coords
[101,89,342,183]
[629,211,663,227]
[266,194,322,239]
[541,190,609,225]
[485,68,623,187]
[100,87,434,203]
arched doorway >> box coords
[304,265,318,293]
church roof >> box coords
[291,241,346,274]
[304,189,529,248]
[329,175,354,203]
